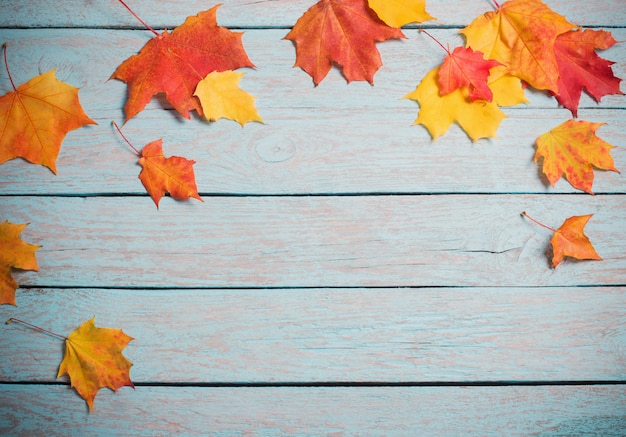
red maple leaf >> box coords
[284,0,404,85]
[110,4,254,122]
[551,28,623,117]
[437,46,502,102]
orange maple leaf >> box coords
[57,317,134,411]
[437,46,502,102]
[113,122,202,208]
[284,0,404,85]
[523,212,602,268]
[534,120,619,194]
[0,221,40,306]
[0,45,96,173]
[461,0,575,93]
[110,4,254,122]
[551,29,624,117]
[551,215,602,268]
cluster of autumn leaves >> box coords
[0,0,623,411]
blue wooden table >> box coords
[1,1,625,435]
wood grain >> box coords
[1,385,625,436]
[1,287,624,382]
[0,0,624,28]
[1,195,624,288]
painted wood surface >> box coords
[0,0,625,435]
[2,195,626,288]
[1,385,625,436]
[1,0,624,28]
[1,287,625,382]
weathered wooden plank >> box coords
[1,384,625,436]
[0,0,624,28]
[0,109,624,195]
[1,287,624,382]
[1,28,624,115]
[2,195,625,288]
[0,28,623,195]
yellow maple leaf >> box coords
[404,65,527,141]
[368,0,435,27]
[534,120,619,194]
[0,221,40,306]
[57,317,134,411]
[194,71,263,126]
[0,66,96,173]
[460,0,574,93]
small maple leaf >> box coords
[534,119,619,194]
[0,221,40,306]
[113,122,202,208]
[284,0,405,85]
[461,0,575,93]
[57,317,134,411]
[551,29,624,117]
[437,46,502,102]
[523,212,602,268]
[110,5,254,122]
[551,215,602,268]
[405,65,527,141]
[367,0,435,27]
[0,45,96,173]
[138,140,202,208]
[194,71,263,126]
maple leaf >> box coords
[405,65,527,141]
[284,0,405,85]
[0,44,96,173]
[194,71,263,126]
[57,317,134,412]
[534,119,619,194]
[113,122,202,208]
[523,212,602,268]
[438,46,503,102]
[0,221,40,306]
[551,29,624,117]
[110,5,254,122]
[551,215,602,268]
[461,0,575,93]
[367,0,434,27]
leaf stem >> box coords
[419,30,450,55]
[2,43,17,92]
[493,0,501,8]
[117,0,159,37]
[6,318,67,341]
[521,211,556,232]
[112,121,141,156]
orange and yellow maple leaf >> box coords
[534,120,619,194]
[57,317,134,411]
[111,6,254,121]
[367,0,434,27]
[284,0,404,85]
[0,62,96,173]
[461,0,575,93]
[194,71,263,126]
[0,221,40,306]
